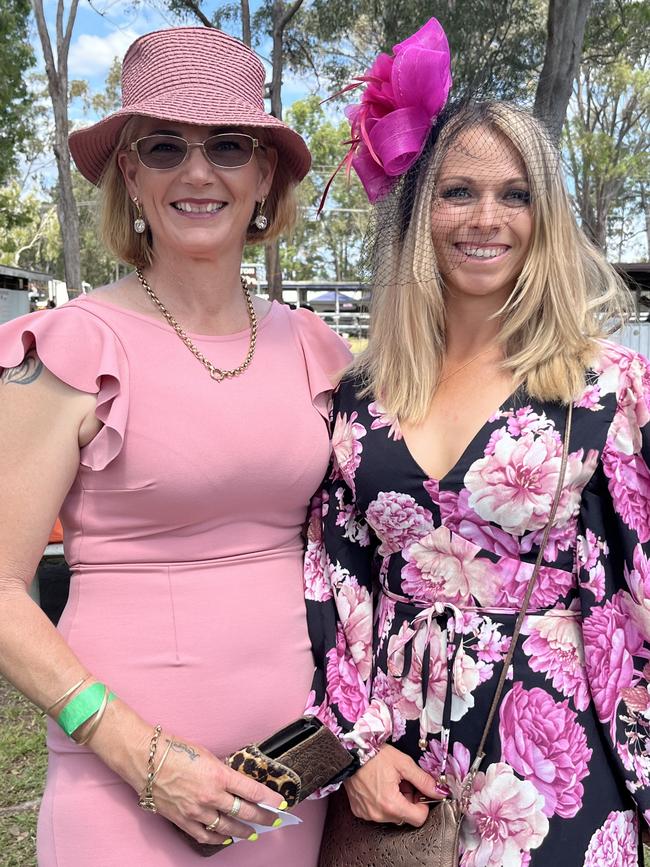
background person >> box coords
[0,26,350,867]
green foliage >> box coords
[282,96,370,280]
[0,0,36,184]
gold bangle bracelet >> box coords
[152,736,174,785]
[43,676,89,716]
[75,685,110,746]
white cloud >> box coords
[69,28,139,78]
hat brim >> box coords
[68,86,311,186]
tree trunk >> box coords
[533,0,593,141]
[642,185,650,260]
[32,0,82,293]
[241,0,251,46]
[264,0,303,302]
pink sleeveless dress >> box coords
[0,296,351,867]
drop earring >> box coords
[254,197,268,231]
[133,197,146,234]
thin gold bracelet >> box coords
[75,685,110,746]
[43,676,89,716]
[152,736,174,785]
[138,725,163,812]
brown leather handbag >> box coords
[319,406,573,867]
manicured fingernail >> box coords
[222,839,232,846]
[279,800,289,810]
[247,832,259,841]
[272,818,283,827]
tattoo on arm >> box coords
[0,350,44,386]
[168,740,200,761]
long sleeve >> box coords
[580,348,650,826]
[304,383,393,763]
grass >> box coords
[0,678,46,867]
[0,676,649,866]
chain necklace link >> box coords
[438,347,493,385]
[135,268,258,382]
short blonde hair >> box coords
[99,118,298,268]
[355,101,632,422]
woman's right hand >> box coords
[344,744,443,827]
[149,733,287,845]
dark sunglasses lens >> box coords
[204,134,254,168]
[137,136,187,168]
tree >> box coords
[533,0,593,141]
[563,0,650,251]
[32,0,82,294]
[0,0,35,185]
[282,96,369,280]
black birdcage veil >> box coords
[361,101,562,305]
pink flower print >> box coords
[366,491,433,556]
[325,626,368,723]
[484,426,507,456]
[304,539,332,602]
[423,477,439,503]
[583,810,638,867]
[603,438,650,543]
[368,400,402,440]
[331,410,366,494]
[401,526,496,606]
[371,670,407,741]
[583,562,606,602]
[420,739,471,800]
[499,683,592,818]
[491,556,574,609]
[462,762,548,867]
[522,615,590,711]
[476,620,511,664]
[506,406,550,437]
[623,542,650,635]
[304,691,343,737]
[451,644,483,722]
[438,488,520,559]
[583,592,644,724]
[576,383,604,411]
[376,595,396,646]
[576,529,602,571]
[336,576,373,681]
[387,619,447,733]
[344,697,394,760]
[465,429,565,536]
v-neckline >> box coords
[397,387,521,485]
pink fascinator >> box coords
[321,18,452,209]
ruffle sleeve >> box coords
[286,307,353,422]
[579,343,650,826]
[304,378,393,766]
[0,304,129,471]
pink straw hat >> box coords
[68,26,311,186]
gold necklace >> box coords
[438,347,493,385]
[136,268,258,382]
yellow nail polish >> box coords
[248,832,259,841]
[272,818,283,828]
[279,800,289,810]
[222,839,232,846]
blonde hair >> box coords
[354,101,632,422]
[99,118,298,268]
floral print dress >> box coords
[304,340,650,867]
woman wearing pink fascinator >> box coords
[0,25,351,867]
[308,18,650,867]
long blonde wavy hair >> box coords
[353,101,631,422]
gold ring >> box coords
[397,817,406,826]
[228,796,242,818]
[205,813,222,832]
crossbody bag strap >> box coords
[460,402,573,799]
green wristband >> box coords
[57,683,116,736]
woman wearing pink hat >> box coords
[0,26,350,867]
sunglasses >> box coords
[130,133,261,170]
